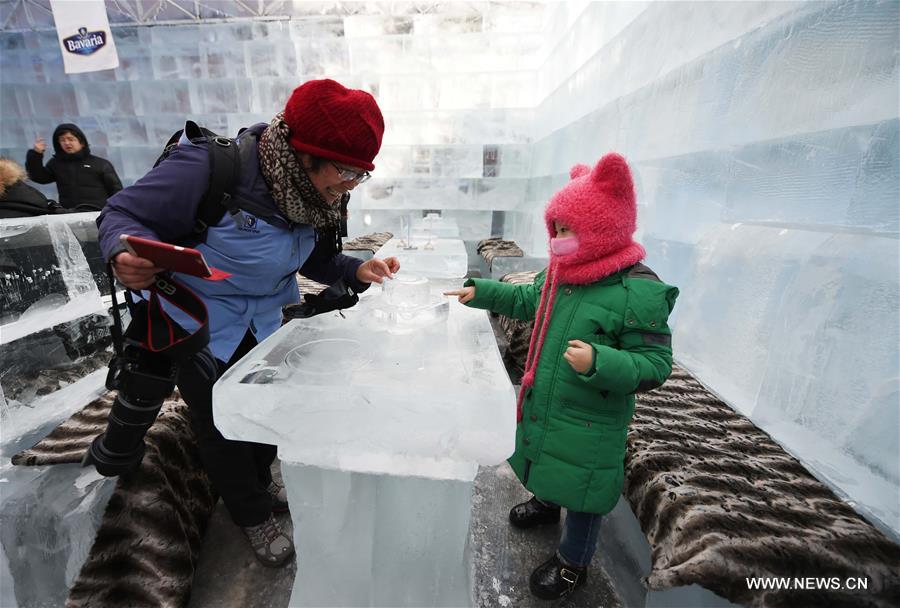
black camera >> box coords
[82,344,177,476]
[82,271,209,477]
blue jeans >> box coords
[557,509,603,567]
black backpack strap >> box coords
[223,131,284,226]
[194,123,240,235]
[152,121,241,237]
[153,128,186,168]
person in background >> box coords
[26,123,122,211]
[97,79,399,567]
[0,157,58,218]
[445,153,678,600]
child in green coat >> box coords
[446,153,678,600]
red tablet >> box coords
[121,234,228,279]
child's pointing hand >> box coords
[443,286,475,304]
[564,339,594,374]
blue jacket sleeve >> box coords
[96,142,210,261]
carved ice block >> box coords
[213,289,516,606]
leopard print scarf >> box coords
[257,113,340,229]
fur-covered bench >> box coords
[476,236,524,274]
[496,271,900,607]
[340,231,393,261]
[343,231,393,255]
[12,392,217,607]
[477,236,525,265]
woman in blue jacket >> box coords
[97,79,399,567]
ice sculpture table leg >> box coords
[285,465,474,607]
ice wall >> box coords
[0,4,545,242]
[518,0,899,537]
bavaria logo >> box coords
[62,27,107,56]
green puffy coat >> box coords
[465,263,678,514]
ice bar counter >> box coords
[213,277,516,606]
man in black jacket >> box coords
[26,123,123,211]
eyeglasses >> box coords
[331,162,372,184]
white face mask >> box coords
[550,236,579,256]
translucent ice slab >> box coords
[213,290,516,481]
[0,215,105,343]
[285,465,472,607]
[375,237,468,279]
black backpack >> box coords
[154,120,244,238]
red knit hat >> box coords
[283,79,385,171]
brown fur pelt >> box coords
[295,273,328,298]
[11,392,120,466]
[494,270,900,607]
[12,391,217,608]
[477,237,524,268]
[344,231,393,253]
[628,366,900,607]
[67,393,216,607]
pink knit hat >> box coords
[544,152,646,284]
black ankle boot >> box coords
[529,554,587,600]
[509,496,561,529]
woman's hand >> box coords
[356,256,400,284]
[33,137,46,154]
[112,251,162,290]
[443,286,475,304]
[564,339,594,374]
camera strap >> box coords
[143,274,210,357]
[107,264,210,361]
